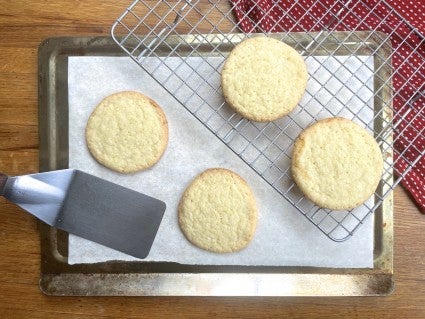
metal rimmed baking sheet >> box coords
[38,35,393,296]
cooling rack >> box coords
[111,0,424,241]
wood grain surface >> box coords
[0,1,424,318]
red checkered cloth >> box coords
[230,0,425,213]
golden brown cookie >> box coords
[291,117,383,210]
[85,91,168,173]
[221,37,308,122]
[178,168,257,253]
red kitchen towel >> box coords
[230,0,425,213]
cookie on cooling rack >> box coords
[291,117,384,210]
[178,168,257,253]
[221,37,308,122]
[85,91,169,173]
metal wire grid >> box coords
[111,0,423,241]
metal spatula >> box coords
[0,169,165,259]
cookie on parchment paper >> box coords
[291,117,384,210]
[178,168,258,253]
[85,91,168,173]
[221,37,308,122]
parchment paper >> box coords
[68,55,375,267]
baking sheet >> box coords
[68,55,374,267]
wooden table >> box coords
[0,1,424,318]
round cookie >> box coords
[178,168,257,253]
[85,91,168,173]
[221,37,308,122]
[291,117,383,210]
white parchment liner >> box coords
[68,55,374,267]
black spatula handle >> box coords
[0,173,8,196]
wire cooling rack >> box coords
[111,0,423,241]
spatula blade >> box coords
[56,170,166,259]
